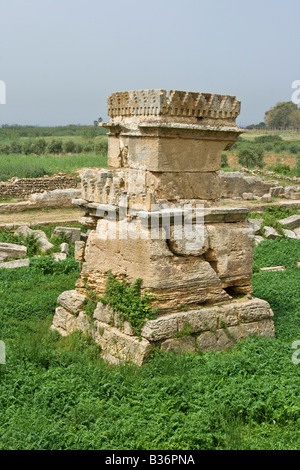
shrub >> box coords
[0,144,10,154]
[288,143,300,154]
[238,146,265,169]
[46,139,63,154]
[296,153,300,177]
[254,134,282,143]
[62,140,76,153]
[221,152,229,168]
[82,142,93,153]
[73,143,83,154]
[9,141,22,154]
[94,137,108,155]
[269,163,292,175]
[31,138,47,155]
[22,140,34,155]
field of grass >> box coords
[0,153,108,181]
[223,130,300,175]
[0,237,300,450]
[0,125,108,181]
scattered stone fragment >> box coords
[254,236,264,245]
[260,266,286,272]
[248,218,263,235]
[278,214,300,229]
[60,242,70,255]
[242,192,254,200]
[283,229,298,239]
[294,227,300,238]
[36,237,54,253]
[52,226,81,243]
[264,226,281,239]
[52,253,67,262]
[14,225,33,238]
[270,187,284,197]
[0,258,30,269]
[57,290,87,315]
[261,194,272,203]
[0,243,27,260]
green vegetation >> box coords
[0,239,300,449]
[237,146,265,169]
[85,272,158,336]
[248,207,300,237]
[0,124,107,139]
[0,153,107,181]
[264,101,300,131]
[0,125,108,181]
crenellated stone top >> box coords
[107,89,241,120]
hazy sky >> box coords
[0,0,299,126]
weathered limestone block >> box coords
[52,253,67,262]
[80,221,229,311]
[141,298,273,342]
[30,189,81,208]
[204,222,254,291]
[255,236,265,245]
[168,226,209,256]
[197,319,275,351]
[51,307,90,336]
[264,226,281,239]
[218,171,275,198]
[283,229,297,239]
[93,321,152,366]
[279,214,300,229]
[51,306,78,336]
[105,90,242,172]
[0,243,27,260]
[74,241,86,262]
[248,219,263,235]
[0,258,30,269]
[145,171,220,200]
[161,337,196,353]
[57,290,87,315]
[60,243,70,255]
[93,302,135,335]
[52,227,81,243]
[260,266,286,272]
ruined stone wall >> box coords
[0,173,79,199]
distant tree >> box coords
[246,122,266,130]
[289,109,300,131]
[264,101,297,129]
[238,146,265,169]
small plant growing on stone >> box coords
[98,271,158,337]
[174,322,194,338]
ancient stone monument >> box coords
[51,89,275,365]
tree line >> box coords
[247,101,300,130]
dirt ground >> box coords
[0,208,82,226]
[227,152,297,169]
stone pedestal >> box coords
[51,90,275,365]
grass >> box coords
[0,153,108,181]
[247,207,300,236]
[0,238,300,449]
